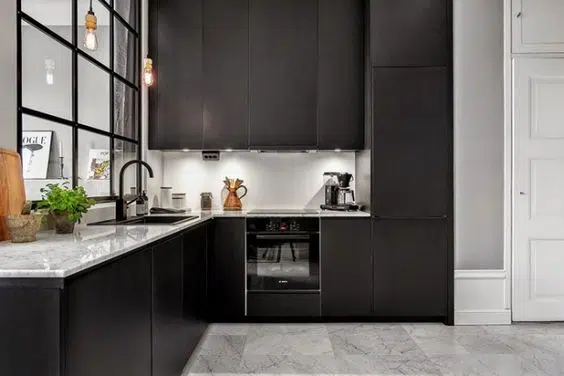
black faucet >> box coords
[116,160,154,221]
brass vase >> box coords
[223,177,247,211]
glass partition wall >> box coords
[17,0,141,201]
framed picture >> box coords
[88,149,110,180]
[21,131,53,179]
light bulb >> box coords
[46,72,54,85]
[45,59,55,86]
[84,29,98,51]
[143,58,154,86]
[84,9,98,51]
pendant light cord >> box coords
[89,0,93,12]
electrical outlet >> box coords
[202,151,220,161]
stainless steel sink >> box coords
[89,215,199,226]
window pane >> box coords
[22,22,72,120]
[114,0,138,30]
[78,56,110,131]
[22,0,72,42]
[114,17,138,84]
[77,0,110,67]
[22,115,73,200]
[78,130,111,197]
[114,78,138,139]
[113,139,138,195]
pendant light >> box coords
[143,57,154,87]
[84,0,98,51]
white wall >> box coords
[162,152,355,210]
[454,0,504,270]
[0,0,17,151]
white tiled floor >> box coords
[183,323,564,375]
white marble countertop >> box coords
[0,209,369,279]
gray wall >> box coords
[0,0,17,151]
[454,0,504,269]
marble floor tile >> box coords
[474,354,555,376]
[199,335,247,357]
[454,333,521,355]
[429,354,497,376]
[243,332,333,356]
[208,323,250,336]
[239,354,340,374]
[187,354,243,374]
[411,336,470,356]
[338,354,442,375]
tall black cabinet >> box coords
[366,0,453,324]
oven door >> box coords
[247,233,319,291]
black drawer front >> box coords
[247,293,321,317]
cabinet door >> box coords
[372,67,449,217]
[317,0,364,150]
[209,218,246,320]
[66,250,151,376]
[249,0,318,149]
[370,0,448,66]
[183,224,208,355]
[373,219,447,317]
[321,218,371,316]
[203,0,249,149]
[512,0,564,53]
[149,0,203,150]
[152,236,184,376]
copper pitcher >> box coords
[223,177,247,211]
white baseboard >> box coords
[455,269,511,325]
[455,309,512,325]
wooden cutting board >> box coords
[0,149,26,241]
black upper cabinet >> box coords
[152,236,185,376]
[203,0,249,150]
[209,218,246,321]
[318,0,364,150]
[249,0,318,149]
[370,0,448,66]
[66,249,152,376]
[372,67,449,217]
[373,219,447,317]
[149,0,203,150]
[321,218,372,317]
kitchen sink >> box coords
[89,215,199,226]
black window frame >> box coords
[16,0,142,202]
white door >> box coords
[512,0,564,54]
[514,58,564,321]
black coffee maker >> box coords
[321,172,359,211]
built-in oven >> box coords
[246,217,320,292]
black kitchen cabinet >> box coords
[209,218,246,320]
[372,67,449,218]
[149,0,203,149]
[318,0,364,150]
[152,235,186,376]
[249,0,318,149]
[203,0,249,150]
[66,249,152,376]
[369,0,448,67]
[373,219,447,317]
[321,218,372,317]
[182,223,208,356]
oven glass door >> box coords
[247,233,319,291]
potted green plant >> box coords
[38,183,95,234]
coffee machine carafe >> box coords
[323,172,340,206]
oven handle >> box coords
[255,234,312,240]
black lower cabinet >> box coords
[373,219,447,317]
[209,218,246,320]
[152,235,186,376]
[0,287,62,376]
[321,218,372,317]
[183,224,209,356]
[66,249,152,376]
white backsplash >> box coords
[162,151,356,210]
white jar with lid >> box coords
[172,193,186,210]
[160,187,172,208]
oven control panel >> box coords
[247,217,319,233]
